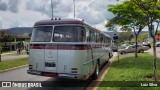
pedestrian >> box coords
[17,48,21,55]
[19,48,21,55]
[17,48,19,55]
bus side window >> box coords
[90,31,95,42]
[77,27,86,42]
[102,35,105,43]
[96,33,100,43]
[100,34,104,43]
[86,27,95,42]
[94,33,97,43]
[86,30,90,42]
[81,28,86,42]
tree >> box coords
[0,46,3,62]
[130,0,160,81]
[0,30,15,42]
[107,1,147,58]
[106,18,118,32]
[138,32,148,42]
[118,31,134,44]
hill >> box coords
[8,27,33,36]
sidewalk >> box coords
[1,50,29,61]
[1,51,17,56]
[87,52,117,90]
[1,54,29,61]
[148,47,160,58]
[1,50,26,56]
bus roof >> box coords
[34,18,86,26]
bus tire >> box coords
[92,64,99,80]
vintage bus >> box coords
[27,18,112,80]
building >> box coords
[0,27,33,51]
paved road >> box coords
[1,54,29,61]
[0,67,87,90]
[0,52,117,90]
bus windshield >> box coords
[53,26,85,42]
[31,26,53,42]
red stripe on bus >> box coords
[30,46,45,49]
[30,45,88,50]
[45,46,57,49]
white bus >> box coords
[27,18,112,80]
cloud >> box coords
[0,1,7,11]
[0,0,120,30]
[8,0,19,13]
[0,16,3,28]
[25,0,73,18]
[0,0,20,13]
[0,9,48,28]
[76,0,116,25]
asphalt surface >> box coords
[0,67,87,90]
[1,54,29,61]
[0,52,118,90]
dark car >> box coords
[143,43,151,48]
[110,44,118,52]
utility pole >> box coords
[73,0,75,18]
[113,34,119,61]
[51,0,54,20]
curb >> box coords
[2,53,27,56]
[0,64,28,73]
[1,53,16,56]
[86,53,116,90]
[1,50,27,56]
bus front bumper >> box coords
[27,70,80,79]
[27,70,42,75]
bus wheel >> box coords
[92,64,99,80]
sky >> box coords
[0,0,120,31]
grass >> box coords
[98,53,160,90]
[0,57,28,71]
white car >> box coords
[119,45,150,54]
[156,42,160,47]
[121,44,127,49]
[110,44,118,52]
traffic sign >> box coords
[113,34,118,40]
